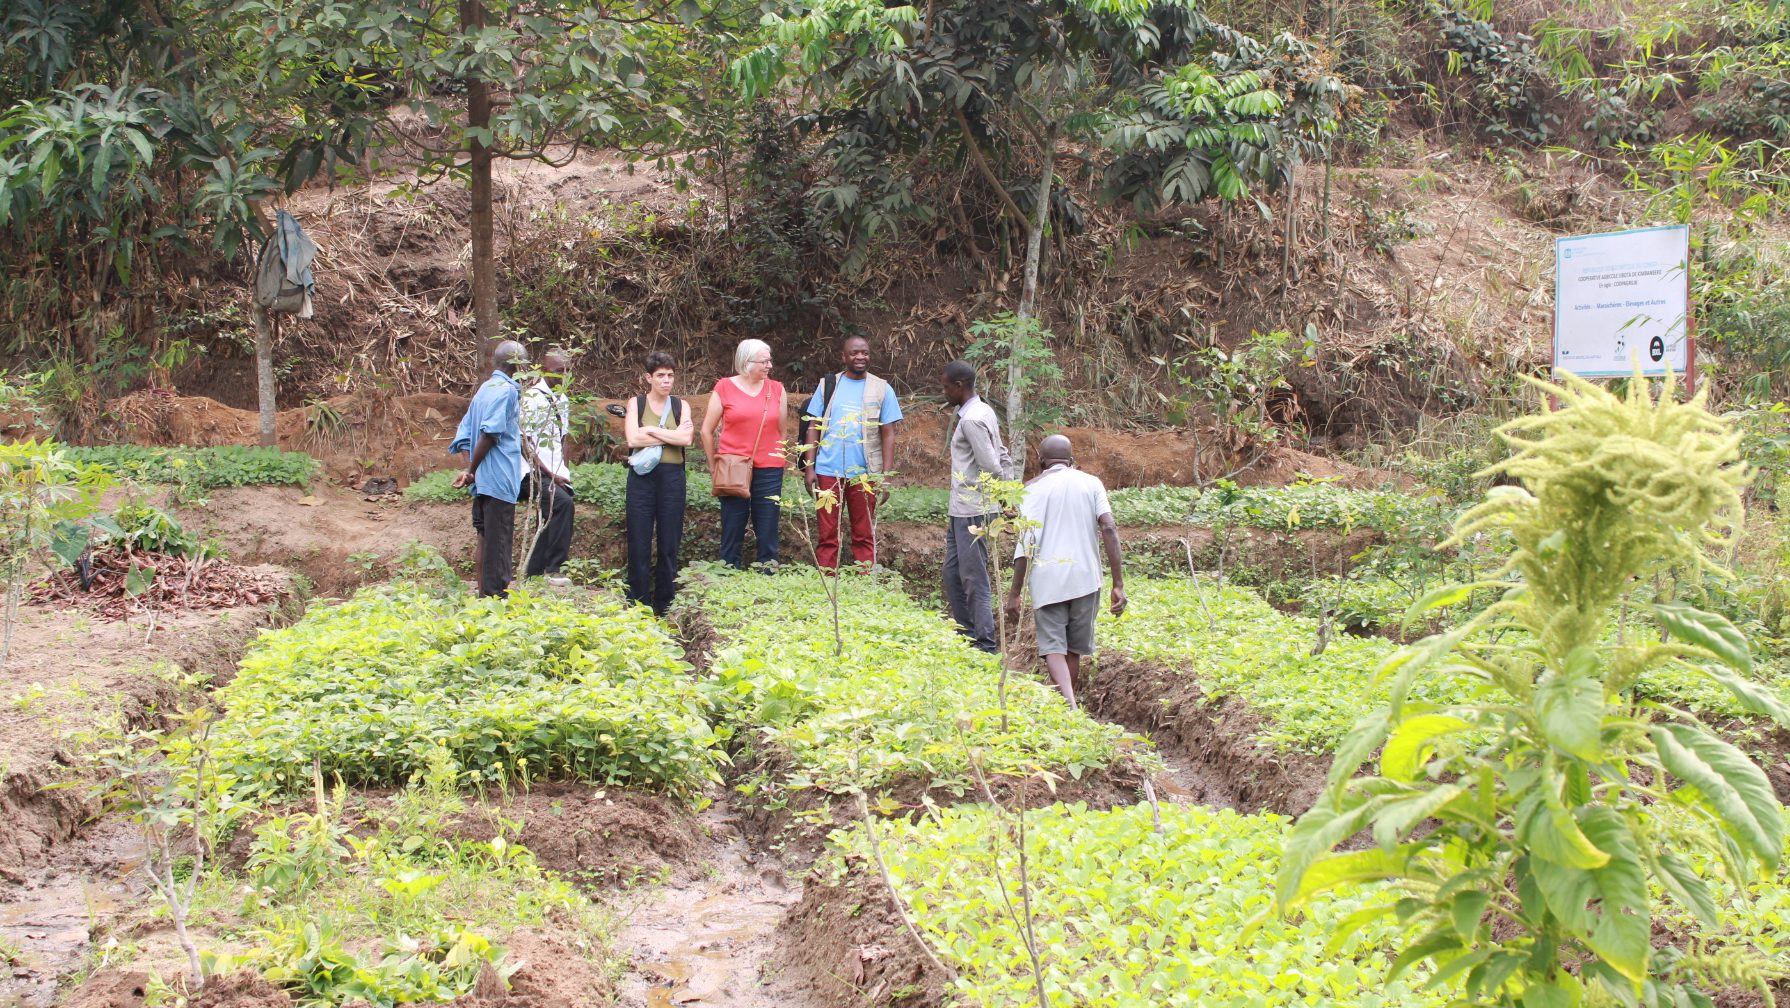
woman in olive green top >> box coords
[623,351,695,614]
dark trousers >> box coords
[520,476,575,577]
[626,464,687,614]
[943,513,998,652]
[815,474,877,568]
[470,494,516,598]
[719,466,782,569]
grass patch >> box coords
[837,802,1443,1007]
[681,566,1138,798]
[211,583,722,799]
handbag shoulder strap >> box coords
[746,382,772,462]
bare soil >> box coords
[453,783,708,891]
[175,484,472,597]
[777,868,947,1008]
[1081,652,1330,817]
[0,597,284,885]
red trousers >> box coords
[816,474,877,568]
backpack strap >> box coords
[635,395,646,426]
[669,395,682,426]
[821,371,841,419]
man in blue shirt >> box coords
[450,340,526,596]
[801,335,903,568]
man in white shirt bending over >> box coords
[520,347,575,586]
[1003,434,1127,706]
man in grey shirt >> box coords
[941,360,1012,653]
[1004,434,1127,706]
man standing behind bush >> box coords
[451,340,525,597]
[521,347,575,587]
[1004,434,1126,706]
[802,334,903,569]
[941,359,1010,653]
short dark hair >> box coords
[840,333,870,349]
[943,360,976,387]
[643,350,677,373]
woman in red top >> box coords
[700,338,789,569]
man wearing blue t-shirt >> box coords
[802,335,904,569]
[450,340,526,597]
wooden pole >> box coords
[252,304,278,447]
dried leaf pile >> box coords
[30,549,285,620]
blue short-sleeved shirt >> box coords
[804,375,903,478]
[449,370,523,503]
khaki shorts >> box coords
[1035,591,1098,656]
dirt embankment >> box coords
[1081,653,1329,818]
[99,385,1387,493]
[779,868,949,1008]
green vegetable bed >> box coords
[1105,577,1790,756]
[67,444,318,489]
[212,585,721,798]
[1103,577,1424,755]
[406,462,724,515]
[406,466,1448,532]
[843,802,1443,1008]
[680,568,1138,797]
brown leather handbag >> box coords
[711,385,770,498]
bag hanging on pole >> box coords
[253,209,318,317]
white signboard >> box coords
[1554,225,1691,378]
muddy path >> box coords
[613,793,816,1008]
[0,817,144,1008]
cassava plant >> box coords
[1277,372,1790,1008]
[84,708,234,991]
[0,441,109,668]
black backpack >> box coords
[635,394,683,428]
[795,372,840,472]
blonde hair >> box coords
[734,338,771,376]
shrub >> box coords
[211,585,722,799]
[682,567,1136,797]
[1280,375,1790,1006]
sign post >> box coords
[1554,225,1693,390]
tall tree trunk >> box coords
[462,0,498,346]
[1010,124,1058,478]
[252,304,277,446]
